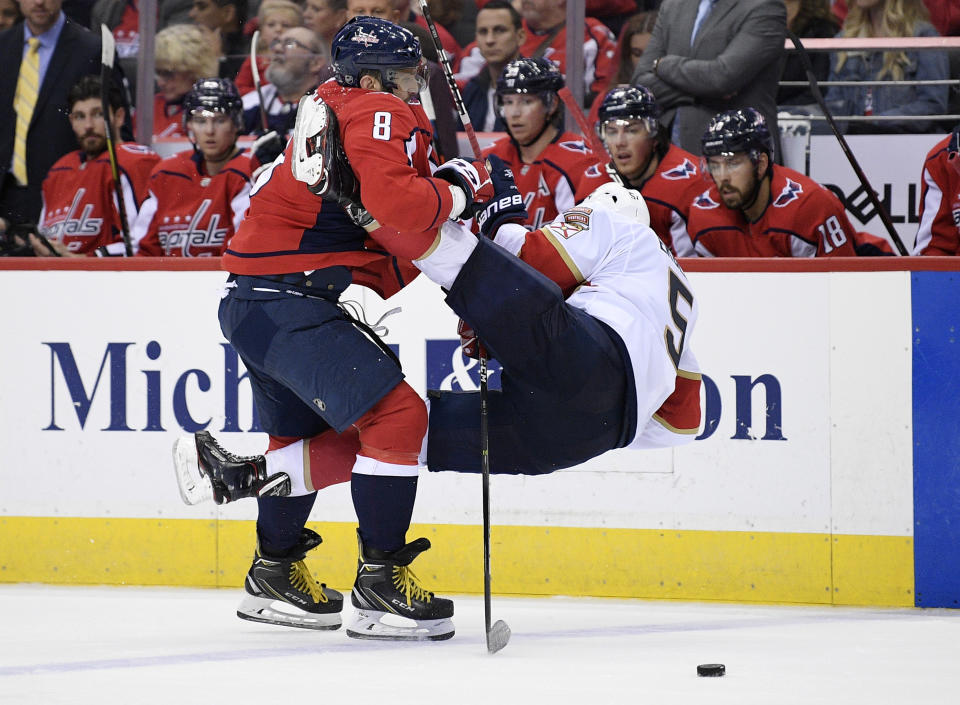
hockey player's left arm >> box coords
[341,97,458,235]
[654,0,786,100]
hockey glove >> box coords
[457,318,489,360]
[251,130,285,168]
[475,154,528,238]
[434,157,494,219]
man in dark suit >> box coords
[0,0,110,224]
[632,0,786,158]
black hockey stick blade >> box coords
[486,619,511,654]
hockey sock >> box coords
[414,220,478,290]
[350,462,419,553]
[256,492,317,556]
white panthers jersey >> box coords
[494,205,702,448]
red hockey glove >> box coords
[457,318,488,360]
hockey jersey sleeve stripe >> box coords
[156,169,192,182]
[651,374,701,434]
[914,166,943,255]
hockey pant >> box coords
[426,237,638,475]
[219,269,425,553]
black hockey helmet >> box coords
[701,108,773,161]
[183,78,243,130]
[596,85,661,140]
[332,16,424,92]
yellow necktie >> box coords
[13,37,40,186]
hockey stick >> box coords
[250,30,270,133]
[557,86,609,158]
[100,25,134,257]
[416,0,511,655]
[787,31,908,255]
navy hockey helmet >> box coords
[183,78,243,130]
[701,108,773,161]
[596,85,661,141]
[332,16,423,92]
[495,57,564,100]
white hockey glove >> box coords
[434,158,494,219]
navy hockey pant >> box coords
[426,237,637,475]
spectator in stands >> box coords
[27,75,159,257]
[518,0,616,106]
[462,0,525,132]
[134,78,252,256]
[189,0,248,78]
[90,0,141,93]
[778,0,840,110]
[345,0,460,59]
[0,0,122,225]
[241,27,327,136]
[914,124,960,255]
[826,0,948,133]
[0,0,23,29]
[152,23,220,139]
[302,0,347,49]
[833,0,960,35]
[457,0,616,106]
[586,10,658,128]
[633,0,787,158]
[596,85,700,256]
[483,58,610,230]
[686,108,857,256]
[235,0,303,95]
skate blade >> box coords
[172,435,213,506]
[346,609,454,642]
[486,619,511,653]
[236,594,342,631]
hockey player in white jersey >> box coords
[418,157,702,474]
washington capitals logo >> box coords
[559,140,588,154]
[662,158,697,181]
[352,29,379,47]
[159,199,228,256]
[773,178,803,207]
[585,164,602,178]
[693,189,720,209]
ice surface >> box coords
[0,584,957,704]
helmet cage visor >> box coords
[597,116,659,143]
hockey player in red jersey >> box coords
[172,17,493,642]
[596,85,701,257]
[29,76,158,256]
[914,125,960,255]
[483,57,610,231]
[687,109,857,257]
[133,79,253,257]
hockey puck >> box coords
[697,663,725,677]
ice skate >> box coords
[346,530,454,641]
[237,528,344,630]
[172,431,290,505]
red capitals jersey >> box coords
[133,149,252,257]
[224,80,454,294]
[625,144,702,257]
[483,132,611,231]
[915,134,960,255]
[687,164,858,257]
[151,94,186,139]
[39,143,159,255]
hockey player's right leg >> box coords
[238,526,344,630]
[347,530,454,641]
[173,431,291,505]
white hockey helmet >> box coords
[580,183,650,226]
